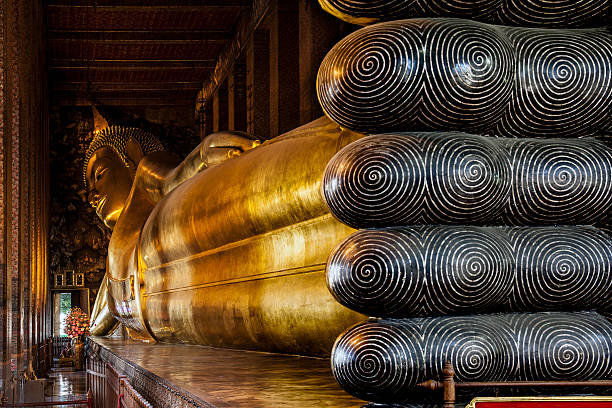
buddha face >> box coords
[86,146,133,229]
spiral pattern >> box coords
[506,227,611,311]
[327,226,611,317]
[323,133,611,228]
[317,19,611,138]
[327,226,517,316]
[332,312,612,403]
[327,227,425,315]
[422,315,518,383]
[323,133,510,227]
[318,0,610,28]
[510,313,612,381]
[323,135,426,226]
[318,20,426,133]
[497,28,612,138]
[425,134,509,223]
[502,138,612,225]
[332,320,424,402]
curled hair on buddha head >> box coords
[83,126,166,185]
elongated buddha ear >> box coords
[125,137,144,175]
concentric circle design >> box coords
[332,312,612,403]
[323,133,511,228]
[332,321,424,402]
[512,312,612,381]
[507,227,612,311]
[318,0,610,28]
[496,28,611,138]
[423,133,509,223]
[327,228,425,316]
[317,18,611,137]
[323,133,611,228]
[422,20,513,132]
[317,20,425,133]
[425,228,512,315]
[422,315,517,382]
[323,134,426,227]
[327,226,610,317]
[503,139,612,224]
[499,0,610,27]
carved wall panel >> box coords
[50,108,110,308]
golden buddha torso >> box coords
[87,117,365,356]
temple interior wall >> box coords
[199,0,353,140]
[0,0,52,391]
[46,0,356,341]
[3,0,356,392]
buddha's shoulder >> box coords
[137,152,181,179]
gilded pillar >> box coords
[0,0,49,392]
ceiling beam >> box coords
[53,90,197,99]
[46,2,250,11]
[52,97,195,107]
[49,72,208,83]
[48,59,216,70]
[47,29,232,42]
[51,82,202,91]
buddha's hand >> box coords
[200,131,261,168]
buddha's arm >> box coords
[135,130,260,203]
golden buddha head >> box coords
[84,126,165,229]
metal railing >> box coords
[118,380,152,408]
[86,359,105,408]
[418,361,612,408]
[103,364,124,408]
[86,355,152,408]
[52,337,71,359]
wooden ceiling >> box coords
[46,0,252,107]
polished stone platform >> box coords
[89,337,366,408]
[45,366,87,402]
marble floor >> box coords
[93,338,366,408]
[45,365,87,404]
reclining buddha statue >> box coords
[86,113,365,356]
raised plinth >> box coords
[87,337,364,408]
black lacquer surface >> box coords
[317,19,611,137]
[323,133,611,227]
[327,225,611,317]
[318,0,610,28]
[331,312,612,403]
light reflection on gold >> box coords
[88,117,366,356]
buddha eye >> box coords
[94,167,107,182]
